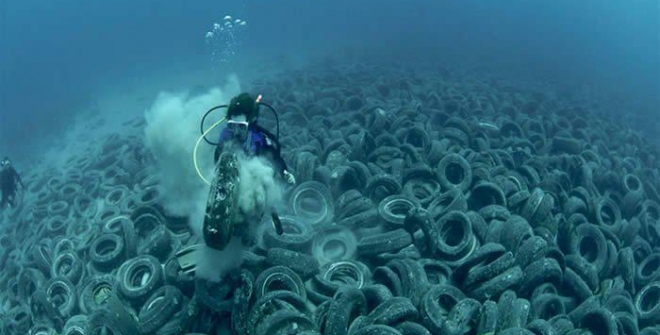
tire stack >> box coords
[0,61,658,335]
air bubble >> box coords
[205,14,248,65]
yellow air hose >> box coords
[193,117,226,185]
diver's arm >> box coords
[262,143,288,178]
[273,152,289,178]
[268,147,286,176]
[265,141,294,184]
[258,126,288,177]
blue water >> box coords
[1,0,658,162]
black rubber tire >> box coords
[312,261,370,299]
[365,174,403,204]
[427,188,468,221]
[116,254,164,306]
[44,276,77,318]
[63,314,88,335]
[576,307,619,335]
[85,297,139,335]
[591,196,622,234]
[436,153,473,192]
[469,181,507,210]
[373,266,404,298]
[324,287,367,335]
[403,177,440,208]
[358,229,413,257]
[378,195,420,228]
[248,290,311,334]
[418,259,452,286]
[138,285,184,334]
[419,285,465,333]
[288,181,335,226]
[635,281,660,327]
[262,215,314,253]
[139,224,174,262]
[476,300,498,335]
[50,250,83,285]
[311,225,358,265]
[515,236,547,269]
[432,210,476,266]
[571,223,609,276]
[266,248,320,281]
[361,284,394,312]
[385,258,429,306]
[254,265,307,301]
[395,321,433,335]
[77,274,116,314]
[565,254,599,293]
[636,253,660,289]
[45,215,69,236]
[255,309,317,335]
[464,251,515,292]
[90,233,126,272]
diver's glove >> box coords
[283,170,296,185]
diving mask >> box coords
[227,119,250,141]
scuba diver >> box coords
[173,94,297,333]
[1,157,24,209]
[203,92,295,250]
[176,93,295,275]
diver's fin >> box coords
[175,244,204,274]
[271,212,283,235]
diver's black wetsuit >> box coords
[1,165,23,208]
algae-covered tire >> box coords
[255,310,318,335]
[267,248,320,280]
[138,285,184,334]
[636,281,660,326]
[203,152,240,251]
[436,153,473,192]
[288,181,335,226]
[63,315,88,335]
[254,265,306,300]
[78,274,116,314]
[45,276,77,318]
[90,233,125,272]
[116,254,164,305]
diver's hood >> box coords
[227,93,259,122]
